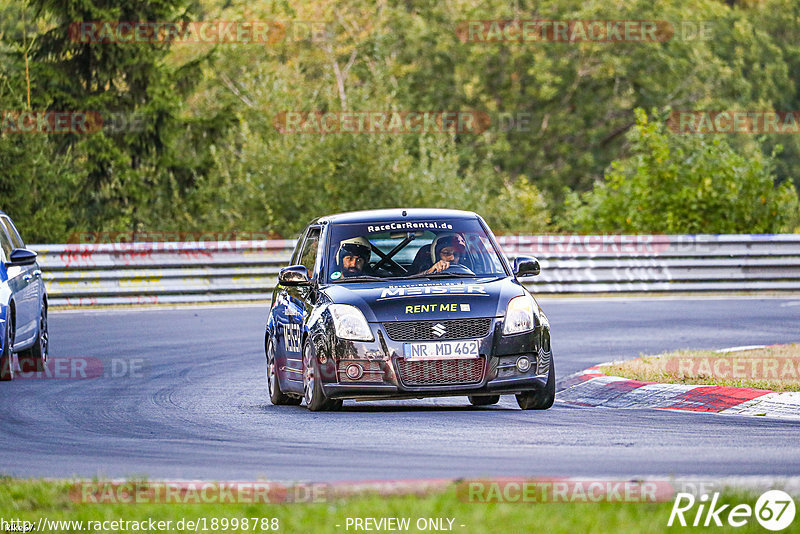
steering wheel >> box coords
[369,262,405,277]
[443,263,474,275]
[372,256,406,274]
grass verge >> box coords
[601,344,800,391]
[0,478,792,533]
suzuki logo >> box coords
[432,323,446,337]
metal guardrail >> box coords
[32,240,294,306]
[30,234,800,306]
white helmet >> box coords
[337,236,371,265]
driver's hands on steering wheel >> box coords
[425,261,476,275]
[425,260,450,274]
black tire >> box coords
[266,337,301,406]
[516,357,555,410]
[1,311,15,381]
[19,304,48,373]
[302,341,340,412]
[468,395,500,406]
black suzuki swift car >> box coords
[264,209,553,411]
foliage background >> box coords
[1,0,799,242]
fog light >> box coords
[516,356,531,373]
[346,363,364,380]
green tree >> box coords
[0,1,81,242]
[564,109,799,233]
[175,0,551,238]
[4,0,800,241]
[25,0,227,234]
[379,0,794,212]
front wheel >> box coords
[19,304,48,373]
[516,357,555,410]
[468,395,500,406]
[0,313,15,381]
[303,342,341,412]
[266,337,301,406]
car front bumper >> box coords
[317,319,552,400]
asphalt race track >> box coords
[1,297,799,481]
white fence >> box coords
[30,234,800,306]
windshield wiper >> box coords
[335,275,385,283]
[397,271,477,280]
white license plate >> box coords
[403,339,480,361]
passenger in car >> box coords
[412,233,467,274]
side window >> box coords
[298,228,321,277]
[0,217,24,249]
[290,229,306,265]
[0,224,12,261]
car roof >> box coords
[315,208,480,225]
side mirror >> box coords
[513,256,540,277]
[278,265,311,286]
[9,248,37,266]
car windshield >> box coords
[325,218,507,282]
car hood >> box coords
[322,277,527,322]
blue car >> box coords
[0,211,48,380]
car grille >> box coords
[383,318,492,341]
[396,357,485,386]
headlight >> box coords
[329,304,374,341]
[502,295,536,335]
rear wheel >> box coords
[468,395,500,406]
[303,342,341,412]
[516,357,555,410]
[266,337,301,406]
[19,304,48,373]
[1,312,15,381]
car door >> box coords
[275,226,321,393]
[0,217,37,346]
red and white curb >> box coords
[556,345,800,420]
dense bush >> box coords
[564,109,800,233]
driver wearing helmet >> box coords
[423,233,467,274]
[336,236,372,278]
